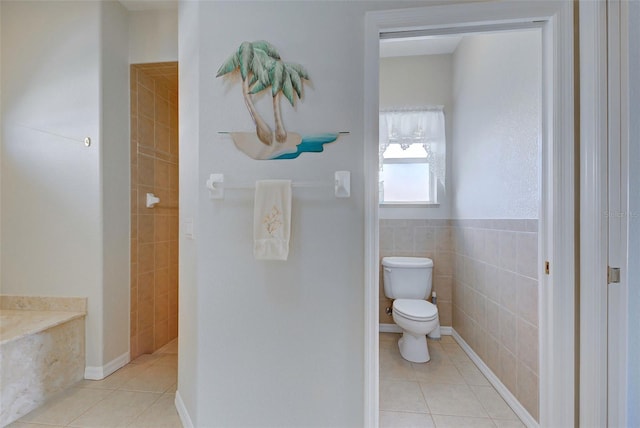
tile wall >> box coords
[130,63,179,359]
[379,219,453,328]
[451,219,539,421]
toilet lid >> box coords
[393,299,438,321]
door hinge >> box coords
[608,266,621,284]
[544,261,550,275]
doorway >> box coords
[364,3,575,427]
[130,62,179,358]
[378,28,541,426]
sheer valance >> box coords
[379,106,446,186]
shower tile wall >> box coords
[379,219,453,328]
[130,63,179,359]
[451,219,539,421]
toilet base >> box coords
[398,332,430,363]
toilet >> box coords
[382,256,440,363]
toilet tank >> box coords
[382,257,433,300]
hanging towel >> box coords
[254,180,292,260]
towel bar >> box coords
[206,171,350,199]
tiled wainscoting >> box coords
[379,218,539,421]
[451,219,539,421]
[379,220,453,328]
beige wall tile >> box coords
[499,348,517,395]
[137,86,155,119]
[137,155,154,187]
[155,124,171,153]
[516,232,538,279]
[499,307,516,354]
[517,275,538,325]
[498,231,517,271]
[137,243,155,274]
[516,362,539,421]
[516,318,538,374]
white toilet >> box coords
[382,256,440,363]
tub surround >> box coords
[130,63,179,359]
[0,296,87,427]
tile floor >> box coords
[10,334,524,428]
[380,333,525,428]
[9,339,182,428]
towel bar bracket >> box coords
[206,174,225,199]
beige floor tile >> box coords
[380,333,401,349]
[470,386,519,420]
[437,336,456,345]
[380,410,435,428]
[7,423,66,428]
[455,362,491,386]
[380,380,429,413]
[380,347,416,381]
[431,414,496,427]
[155,338,178,354]
[119,364,177,393]
[492,419,526,428]
[78,365,149,390]
[68,390,161,428]
[441,344,473,365]
[411,361,466,385]
[20,387,112,426]
[150,354,178,368]
[129,354,163,366]
[423,342,454,366]
[420,383,488,418]
[128,392,182,427]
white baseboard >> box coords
[379,324,453,336]
[175,390,194,428]
[379,323,402,333]
[452,329,538,428]
[84,351,130,380]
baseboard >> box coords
[379,323,402,333]
[452,329,538,428]
[175,390,194,428]
[84,351,130,380]
[379,324,453,336]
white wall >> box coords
[0,0,130,371]
[627,0,640,424]
[1,0,104,365]
[451,30,541,219]
[379,54,453,219]
[178,1,427,425]
[100,0,131,366]
[129,9,178,64]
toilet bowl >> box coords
[392,298,439,363]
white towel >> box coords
[253,180,292,260]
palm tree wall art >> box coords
[217,40,340,160]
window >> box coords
[379,107,446,205]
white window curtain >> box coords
[379,106,446,186]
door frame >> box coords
[363,2,575,426]
[579,1,629,426]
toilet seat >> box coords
[393,299,438,321]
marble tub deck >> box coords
[0,296,87,427]
[0,310,86,345]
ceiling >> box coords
[380,35,463,58]
[118,0,177,11]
